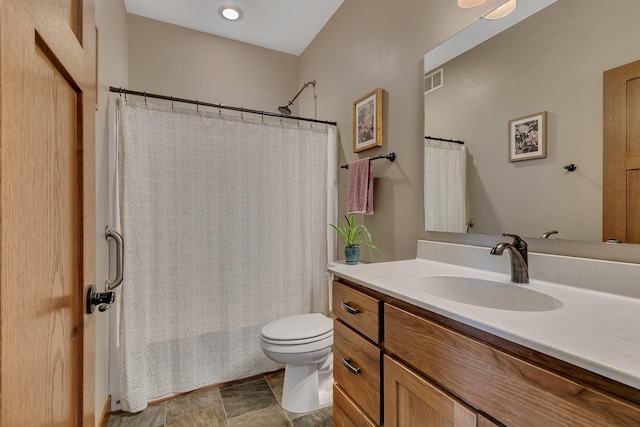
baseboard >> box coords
[98,395,111,427]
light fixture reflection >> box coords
[457,0,487,8]
[219,6,242,21]
[485,0,517,19]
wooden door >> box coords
[0,1,96,426]
[384,356,477,427]
[603,59,640,242]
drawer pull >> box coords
[342,358,361,375]
[341,302,360,315]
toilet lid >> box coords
[261,313,332,341]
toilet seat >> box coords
[260,333,333,355]
[261,313,333,343]
[261,330,333,346]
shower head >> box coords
[278,80,316,117]
[278,105,292,116]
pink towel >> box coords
[347,158,374,215]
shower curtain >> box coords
[113,98,337,412]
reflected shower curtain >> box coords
[116,98,333,412]
[424,140,467,233]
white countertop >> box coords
[328,242,640,390]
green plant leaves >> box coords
[329,215,379,251]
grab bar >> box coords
[105,226,124,291]
[87,227,123,313]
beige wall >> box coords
[126,14,300,114]
[298,0,505,262]
[95,0,129,421]
[425,0,640,243]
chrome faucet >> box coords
[541,230,558,239]
[490,233,529,284]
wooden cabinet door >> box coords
[604,59,640,242]
[0,0,96,425]
[384,356,476,427]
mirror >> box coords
[423,0,640,241]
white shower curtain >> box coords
[114,98,336,412]
[424,140,467,233]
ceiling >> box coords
[124,0,345,56]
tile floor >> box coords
[107,370,333,427]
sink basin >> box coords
[409,276,563,312]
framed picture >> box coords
[353,88,383,153]
[508,111,547,162]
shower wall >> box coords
[126,14,301,116]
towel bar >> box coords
[340,152,396,169]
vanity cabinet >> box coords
[332,276,640,427]
[385,304,640,426]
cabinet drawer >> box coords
[385,304,640,427]
[333,384,378,427]
[334,319,381,425]
[332,280,381,343]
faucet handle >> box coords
[502,232,528,265]
[502,232,526,247]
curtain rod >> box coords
[109,86,337,126]
[425,136,465,145]
[340,152,396,169]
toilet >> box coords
[260,313,333,413]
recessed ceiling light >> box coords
[219,6,242,21]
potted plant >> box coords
[329,215,379,265]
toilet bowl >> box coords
[260,313,333,414]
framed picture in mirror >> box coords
[353,88,383,152]
[508,111,547,162]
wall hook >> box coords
[564,164,577,172]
